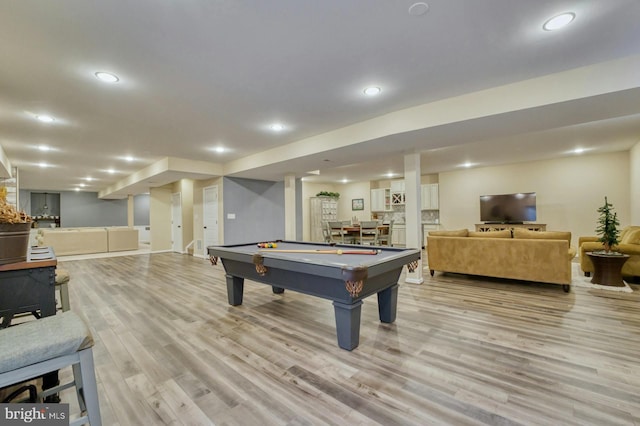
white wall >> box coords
[301,181,373,241]
[439,151,631,248]
[337,181,372,223]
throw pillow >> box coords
[428,229,469,237]
[513,228,571,244]
[468,230,512,238]
[620,228,640,245]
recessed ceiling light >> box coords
[124,156,134,162]
[341,179,349,184]
[270,123,285,132]
[573,148,585,154]
[107,169,115,174]
[38,162,49,168]
[79,183,86,187]
[38,145,51,152]
[385,172,395,178]
[213,147,226,153]
[363,87,381,96]
[84,177,94,181]
[543,12,575,31]
[95,71,119,83]
[408,2,429,16]
[74,188,80,192]
[36,115,55,123]
[460,162,474,168]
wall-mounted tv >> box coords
[480,192,536,223]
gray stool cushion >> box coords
[55,268,70,285]
[0,311,93,374]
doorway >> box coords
[171,192,183,253]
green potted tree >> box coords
[595,196,621,254]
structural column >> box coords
[127,194,134,227]
[284,174,296,240]
[404,152,424,284]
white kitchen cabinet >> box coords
[390,180,405,206]
[390,180,405,192]
[420,183,439,210]
[392,224,406,247]
[370,188,391,211]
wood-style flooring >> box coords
[55,253,640,425]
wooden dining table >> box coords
[343,225,390,244]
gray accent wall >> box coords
[60,191,127,227]
[21,190,128,227]
[134,194,150,226]
[223,177,285,244]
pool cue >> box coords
[259,249,381,255]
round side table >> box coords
[586,252,630,287]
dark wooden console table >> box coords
[0,246,57,327]
[587,252,630,287]
[0,246,59,401]
[475,223,546,232]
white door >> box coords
[203,185,219,256]
[171,192,183,253]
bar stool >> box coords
[0,311,102,426]
[56,268,71,312]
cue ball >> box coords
[336,249,343,255]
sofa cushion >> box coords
[428,229,468,237]
[620,228,640,245]
[468,230,512,238]
[513,228,571,244]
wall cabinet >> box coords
[390,180,405,205]
[370,188,391,212]
[420,183,439,210]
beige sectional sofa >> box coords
[106,227,140,252]
[36,227,138,256]
[426,228,576,292]
[578,225,640,279]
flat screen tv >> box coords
[480,192,536,223]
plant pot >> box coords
[0,222,31,265]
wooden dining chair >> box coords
[377,220,393,246]
[328,221,347,243]
[359,221,379,245]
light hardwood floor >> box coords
[56,253,640,425]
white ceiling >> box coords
[1,1,639,198]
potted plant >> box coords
[595,196,621,254]
[316,191,340,199]
[0,186,32,264]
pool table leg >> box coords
[225,274,244,305]
[332,300,363,351]
[377,284,398,323]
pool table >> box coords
[207,241,421,350]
